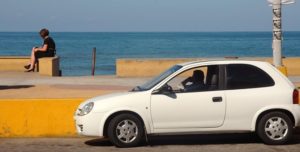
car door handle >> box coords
[212,97,222,102]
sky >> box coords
[0,0,299,32]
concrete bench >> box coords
[0,56,61,76]
[38,56,60,76]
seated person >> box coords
[24,28,56,72]
[181,70,206,92]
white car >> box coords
[74,60,300,147]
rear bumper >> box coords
[292,105,300,127]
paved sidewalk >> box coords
[0,72,150,99]
[1,71,299,86]
[0,72,150,86]
[0,72,299,99]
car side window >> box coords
[226,64,275,90]
[167,65,220,93]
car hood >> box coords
[78,91,148,112]
[88,92,134,103]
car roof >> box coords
[177,58,271,67]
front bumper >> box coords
[74,112,106,137]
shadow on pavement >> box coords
[0,85,34,90]
[147,133,260,146]
[85,133,300,147]
[85,138,113,147]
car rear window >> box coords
[226,64,275,90]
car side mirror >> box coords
[153,85,173,95]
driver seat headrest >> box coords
[192,70,204,83]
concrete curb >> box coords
[0,98,85,137]
[1,98,299,137]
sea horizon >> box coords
[1,31,300,33]
[1,31,299,76]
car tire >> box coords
[257,111,293,145]
[107,113,145,147]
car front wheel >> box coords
[107,113,144,147]
[257,112,293,145]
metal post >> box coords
[91,47,96,76]
[272,0,282,67]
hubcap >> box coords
[116,120,138,143]
[264,117,288,140]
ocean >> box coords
[0,32,299,76]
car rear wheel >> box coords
[257,112,293,145]
[107,113,144,147]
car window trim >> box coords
[224,64,275,90]
[219,65,226,90]
[152,64,224,95]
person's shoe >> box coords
[25,68,35,72]
[24,64,31,69]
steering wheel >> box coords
[165,84,173,91]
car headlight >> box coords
[78,102,94,116]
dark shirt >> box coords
[43,37,56,53]
[184,82,206,92]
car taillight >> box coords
[293,89,299,104]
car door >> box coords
[223,64,276,130]
[150,65,226,129]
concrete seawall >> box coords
[116,57,300,77]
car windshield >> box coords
[132,65,182,91]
